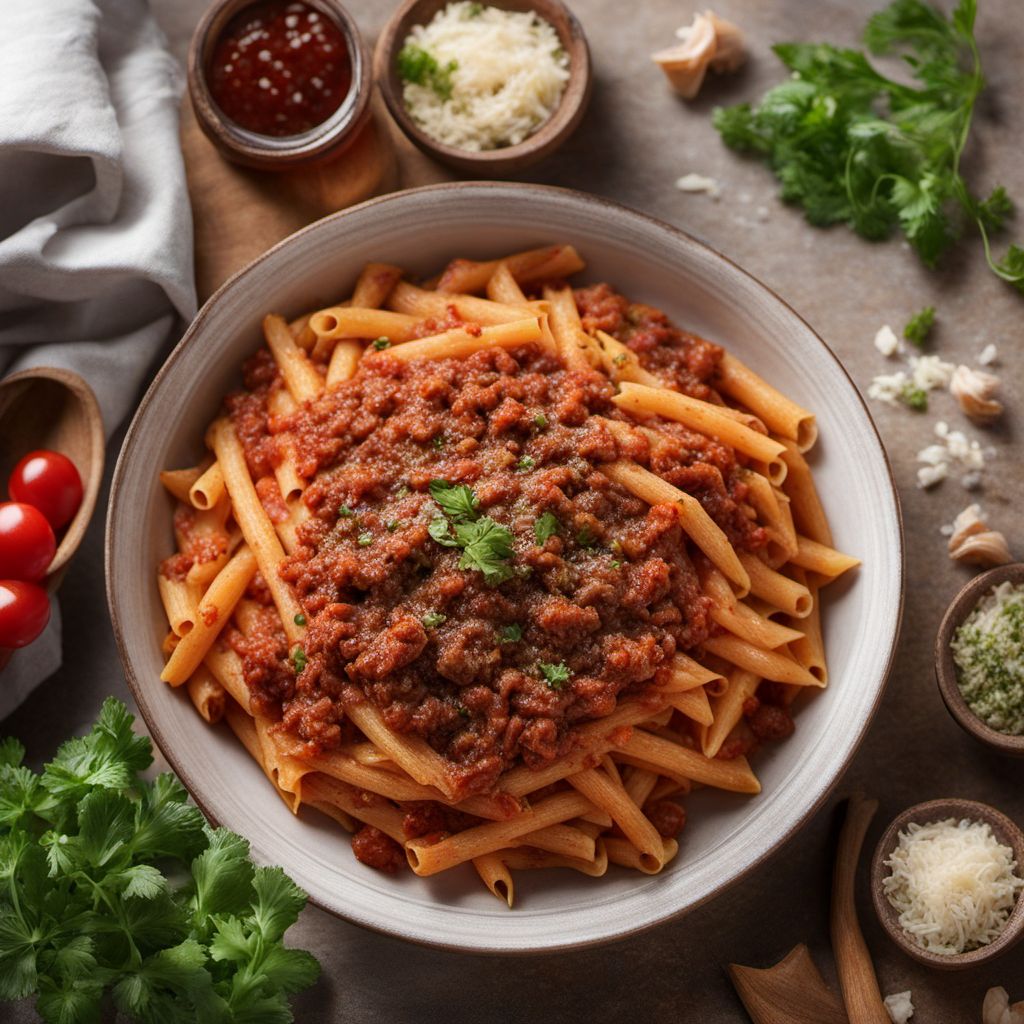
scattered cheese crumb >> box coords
[755,205,769,221]
[868,370,909,405]
[978,343,998,366]
[874,324,900,357]
[675,173,721,198]
[915,421,991,490]
[910,354,955,391]
[883,818,1024,955]
[884,991,915,1024]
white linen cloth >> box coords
[0,0,197,717]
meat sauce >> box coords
[221,283,790,866]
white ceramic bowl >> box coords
[107,183,903,953]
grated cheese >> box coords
[874,324,900,357]
[915,420,991,490]
[399,2,569,152]
[675,172,722,198]
[884,991,915,1024]
[883,818,1024,955]
[978,343,998,366]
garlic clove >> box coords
[950,364,1003,424]
[950,531,1013,567]
[652,14,716,99]
[947,503,986,552]
[707,12,746,73]
[984,988,1010,1024]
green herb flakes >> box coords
[534,512,560,546]
[423,612,447,629]
[372,336,391,350]
[903,306,936,347]
[533,413,549,429]
[516,455,536,472]
[0,699,318,1023]
[539,662,571,690]
[396,44,458,101]
[357,531,374,547]
[339,504,355,518]
[291,646,308,673]
[499,624,523,644]
[900,383,929,411]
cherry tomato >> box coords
[8,449,83,530]
[0,580,50,649]
[0,503,56,582]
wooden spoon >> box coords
[729,944,848,1023]
[0,367,104,579]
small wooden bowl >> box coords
[374,0,592,176]
[0,368,104,581]
[935,563,1024,757]
[188,0,372,171]
[871,798,1024,970]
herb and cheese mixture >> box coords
[952,581,1024,734]
[883,817,1024,955]
[396,1,569,151]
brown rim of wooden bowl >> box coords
[187,0,373,171]
[935,563,1024,757]
[0,367,104,580]
[373,0,592,176]
[870,798,1024,970]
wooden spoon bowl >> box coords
[871,798,1024,970]
[374,0,592,176]
[0,368,104,582]
[935,563,1024,757]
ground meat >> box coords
[229,287,765,799]
[350,825,405,874]
[644,799,687,838]
[748,703,795,742]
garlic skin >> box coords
[945,504,1012,567]
[982,987,1024,1024]
[950,364,1003,424]
[652,11,746,99]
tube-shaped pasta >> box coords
[703,635,821,687]
[189,461,225,511]
[604,836,679,874]
[792,536,861,580]
[543,284,597,370]
[474,853,514,907]
[186,666,226,724]
[263,314,324,404]
[310,307,419,343]
[375,318,543,363]
[702,669,761,758]
[388,281,541,326]
[738,551,812,618]
[436,244,585,294]
[618,730,761,793]
[326,339,363,389]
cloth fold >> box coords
[0,0,197,717]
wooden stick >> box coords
[729,944,848,1024]
[831,794,888,1024]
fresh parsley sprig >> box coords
[0,699,318,1024]
[713,0,1024,294]
[396,45,458,100]
[428,480,515,586]
[903,306,936,347]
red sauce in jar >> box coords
[208,1,352,137]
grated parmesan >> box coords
[874,324,900,357]
[884,991,915,1024]
[883,818,1024,955]
[915,420,991,490]
[399,2,569,152]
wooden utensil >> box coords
[729,944,848,1024]
[871,798,1024,970]
[831,794,889,1023]
[935,563,1024,757]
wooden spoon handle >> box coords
[831,794,889,1024]
[729,943,848,1023]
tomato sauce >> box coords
[224,285,769,802]
[208,1,352,137]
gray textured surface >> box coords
[9,0,1024,1020]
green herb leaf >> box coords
[903,306,936,347]
[357,531,373,547]
[538,662,571,690]
[456,518,515,586]
[900,383,929,411]
[422,612,447,629]
[372,337,391,350]
[533,413,548,429]
[499,624,522,643]
[428,517,460,547]
[429,480,479,523]
[534,512,560,546]
[516,455,536,472]
[396,44,458,100]
[339,505,355,518]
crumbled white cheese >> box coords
[915,421,991,490]
[884,991,915,1024]
[868,370,909,405]
[675,173,721,198]
[883,818,1024,955]
[874,324,900,357]
[910,354,955,391]
[978,343,998,366]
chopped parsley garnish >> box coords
[466,1,484,15]
[903,306,936,347]
[339,504,355,517]
[610,560,622,569]
[372,336,391,350]
[294,613,307,626]
[429,479,479,522]
[387,520,404,532]
[0,700,318,1022]
[291,646,308,673]
[900,383,929,411]
[357,531,374,546]
[395,484,409,498]
[612,352,628,367]
[457,704,470,718]
[432,435,446,450]
[499,624,523,643]
[396,44,458,101]
[517,455,536,472]
[533,413,549,429]
[712,0,1024,294]
[534,511,560,545]
[422,612,447,629]
[428,480,514,585]
[576,524,598,548]
[539,662,571,690]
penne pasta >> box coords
[374,318,543,363]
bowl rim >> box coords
[870,797,1024,970]
[372,0,592,173]
[934,563,1024,756]
[106,181,904,953]
[187,0,373,170]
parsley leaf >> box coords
[372,337,390,350]
[456,518,515,586]
[396,44,458,100]
[0,702,318,1023]
[539,662,571,690]
[903,306,936,347]
[534,512,560,546]
[429,480,479,523]
[499,624,523,643]
[900,383,929,411]
[712,0,1024,292]
[422,612,447,628]
[516,455,536,472]
[533,413,548,429]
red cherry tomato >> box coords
[0,503,56,582]
[8,449,83,530]
[0,580,50,648]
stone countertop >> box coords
[10,0,1023,1019]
